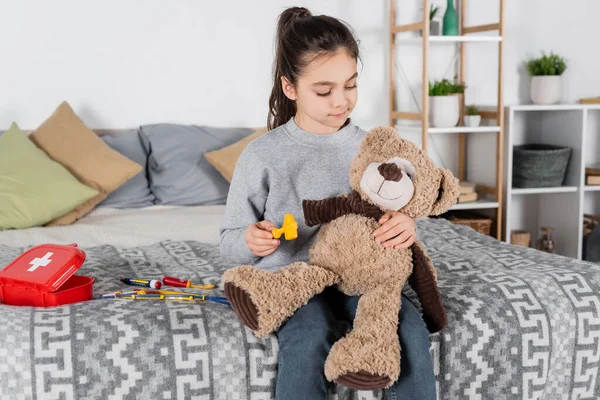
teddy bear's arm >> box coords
[408,241,447,333]
[303,194,351,226]
[303,191,384,226]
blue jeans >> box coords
[275,287,436,400]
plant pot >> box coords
[530,75,562,105]
[430,21,441,36]
[464,115,481,127]
[429,95,460,128]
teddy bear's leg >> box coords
[325,284,402,390]
[409,241,448,333]
[223,262,339,337]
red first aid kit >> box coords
[0,243,94,307]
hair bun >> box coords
[278,7,312,33]
[284,6,312,20]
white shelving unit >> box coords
[504,104,600,260]
[429,126,501,134]
[512,186,578,195]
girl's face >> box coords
[282,49,358,135]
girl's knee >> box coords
[279,319,337,349]
[400,295,428,328]
[277,302,339,359]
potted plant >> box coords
[526,52,567,105]
[430,5,441,36]
[429,79,465,128]
[464,105,481,127]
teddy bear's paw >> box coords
[335,370,392,391]
[224,282,259,331]
[325,333,399,390]
[223,265,269,334]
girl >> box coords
[220,6,436,400]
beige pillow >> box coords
[29,101,143,226]
[204,127,268,182]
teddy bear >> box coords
[223,126,460,390]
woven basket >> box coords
[510,230,531,247]
[447,214,492,235]
[513,144,571,188]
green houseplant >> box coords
[464,105,481,127]
[526,52,567,105]
[429,79,465,127]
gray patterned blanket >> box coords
[1,218,599,400]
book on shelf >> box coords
[586,164,600,185]
[459,181,476,195]
[458,192,478,203]
[587,175,600,185]
[585,164,600,175]
[580,97,600,104]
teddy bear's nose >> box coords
[378,163,403,182]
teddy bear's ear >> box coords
[429,168,460,215]
[361,126,399,151]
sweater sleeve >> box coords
[219,146,269,265]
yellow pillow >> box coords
[204,127,268,182]
[29,101,143,226]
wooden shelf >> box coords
[511,186,579,195]
[450,200,499,211]
[389,0,505,240]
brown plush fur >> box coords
[309,214,412,296]
[349,126,460,219]
[224,126,459,390]
[325,284,402,388]
[223,263,339,337]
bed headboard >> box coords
[19,129,134,136]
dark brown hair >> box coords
[267,7,360,130]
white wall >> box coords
[0,0,387,130]
[1,1,598,169]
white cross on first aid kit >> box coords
[27,252,54,272]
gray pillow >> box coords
[98,130,155,208]
[139,123,253,205]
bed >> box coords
[1,205,599,400]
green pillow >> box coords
[0,123,99,230]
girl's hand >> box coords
[373,212,416,249]
[245,220,280,257]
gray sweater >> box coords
[219,117,367,271]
